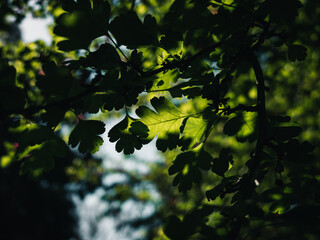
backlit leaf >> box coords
[136,96,186,152]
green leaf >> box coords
[108,117,149,154]
[101,68,144,111]
[19,137,68,179]
[236,112,257,142]
[37,61,77,97]
[169,81,202,99]
[179,116,208,150]
[206,176,239,201]
[84,43,120,69]
[136,96,186,152]
[212,148,233,176]
[288,44,307,62]
[285,139,314,164]
[109,12,158,49]
[206,187,221,201]
[54,0,110,51]
[129,121,149,138]
[17,125,55,150]
[69,120,105,153]
[163,215,184,239]
[76,93,107,114]
[259,0,303,24]
[41,106,66,128]
[16,126,68,178]
[98,70,120,91]
[223,115,243,136]
[0,60,25,112]
[273,126,302,142]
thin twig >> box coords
[221,104,258,115]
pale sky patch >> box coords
[20,13,52,44]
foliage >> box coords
[1,0,320,239]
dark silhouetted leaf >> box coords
[288,44,307,62]
[212,148,233,176]
[108,117,149,154]
[223,114,243,136]
[169,148,213,192]
[69,120,105,153]
[109,12,158,49]
[54,0,110,51]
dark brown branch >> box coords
[247,50,267,175]
[130,0,136,11]
[13,85,98,117]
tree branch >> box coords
[247,50,267,175]
[130,0,136,11]
[13,85,98,117]
[221,104,258,115]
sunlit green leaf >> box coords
[136,96,186,151]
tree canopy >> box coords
[1,0,320,239]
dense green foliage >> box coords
[1,0,320,239]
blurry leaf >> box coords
[54,0,110,51]
[0,60,25,113]
[37,61,77,97]
[273,126,301,142]
[19,136,68,179]
[69,120,105,153]
[17,125,55,150]
[109,12,158,49]
[206,187,221,201]
[285,139,314,164]
[16,126,68,178]
[288,44,307,62]
[163,215,184,239]
[41,106,66,128]
[259,0,303,24]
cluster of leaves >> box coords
[1,0,320,239]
